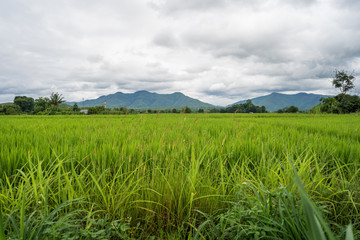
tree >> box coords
[223,100,267,113]
[182,106,192,113]
[319,97,339,113]
[34,97,50,113]
[315,69,360,114]
[49,92,65,107]
[14,96,34,112]
[332,70,355,95]
[72,103,79,112]
[87,106,105,114]
[0,103,21,115]
[334,94,360,113]
[285,105,298,113]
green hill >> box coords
[68,90,214,109]
[230,92,330,111]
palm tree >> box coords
[49,92,65,107]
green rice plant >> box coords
[0,114,359,237]
[193,155,357,240]
[4,197,84,239]
[193,183,308,239]
[77,214,137,240]
[0,208,5,240]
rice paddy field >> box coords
[1,113,360,239]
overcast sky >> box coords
[1,0,360,105]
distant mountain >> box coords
[230,92,330,111]
[68,90,214,109]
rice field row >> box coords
[0,113,359,238]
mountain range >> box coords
[68,91,329,111]
[230,92,329,111]
[68,90,214,109]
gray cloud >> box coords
[0,0,360,106]
[149,0,226,13]
[153,32,179,48]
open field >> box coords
[1,114,360,239]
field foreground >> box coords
[0,114,359,239]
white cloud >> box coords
[0,0,360,106]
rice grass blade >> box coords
[345,224,354,240]
[0,209,6,240]
[288,157,335,240]
[20,190,26,239]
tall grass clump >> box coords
[193,156,358,239]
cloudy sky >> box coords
[1,0,360,105]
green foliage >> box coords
[14,96,34,113]
[332,70,355,95]
[1,199,136,239]
[111,107,129,114]
[209,108,220,113]
[334,94,360,113]
[309,104,321,114]
[3,198,84,239]
[87,106,106,114]
[78,215,136,240]
[317,69,360,114]
[318,95,360,114]
[194,184,310,239]
[277,105,299,113]
[319,97,339,113]
[182,106,192,113]
[45,105,63,115]
[72,103,80,112]
[49,92,65,107]
[195,157,356,240]
[0,208,5,240]
[223,100,266,113]
[286,105,299,113]
[0,103,21,115]
[34,97,50,113]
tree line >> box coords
[0,92,68,115]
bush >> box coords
[88,106,106,114]
[318,95,360,114]
[182,106,192,113]
[286,105,299,113]
[0,103,21,115]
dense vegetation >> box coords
[312,70,360,114]
[312,94,360,114]
[0,114,359,239]
[220,100,267,113]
